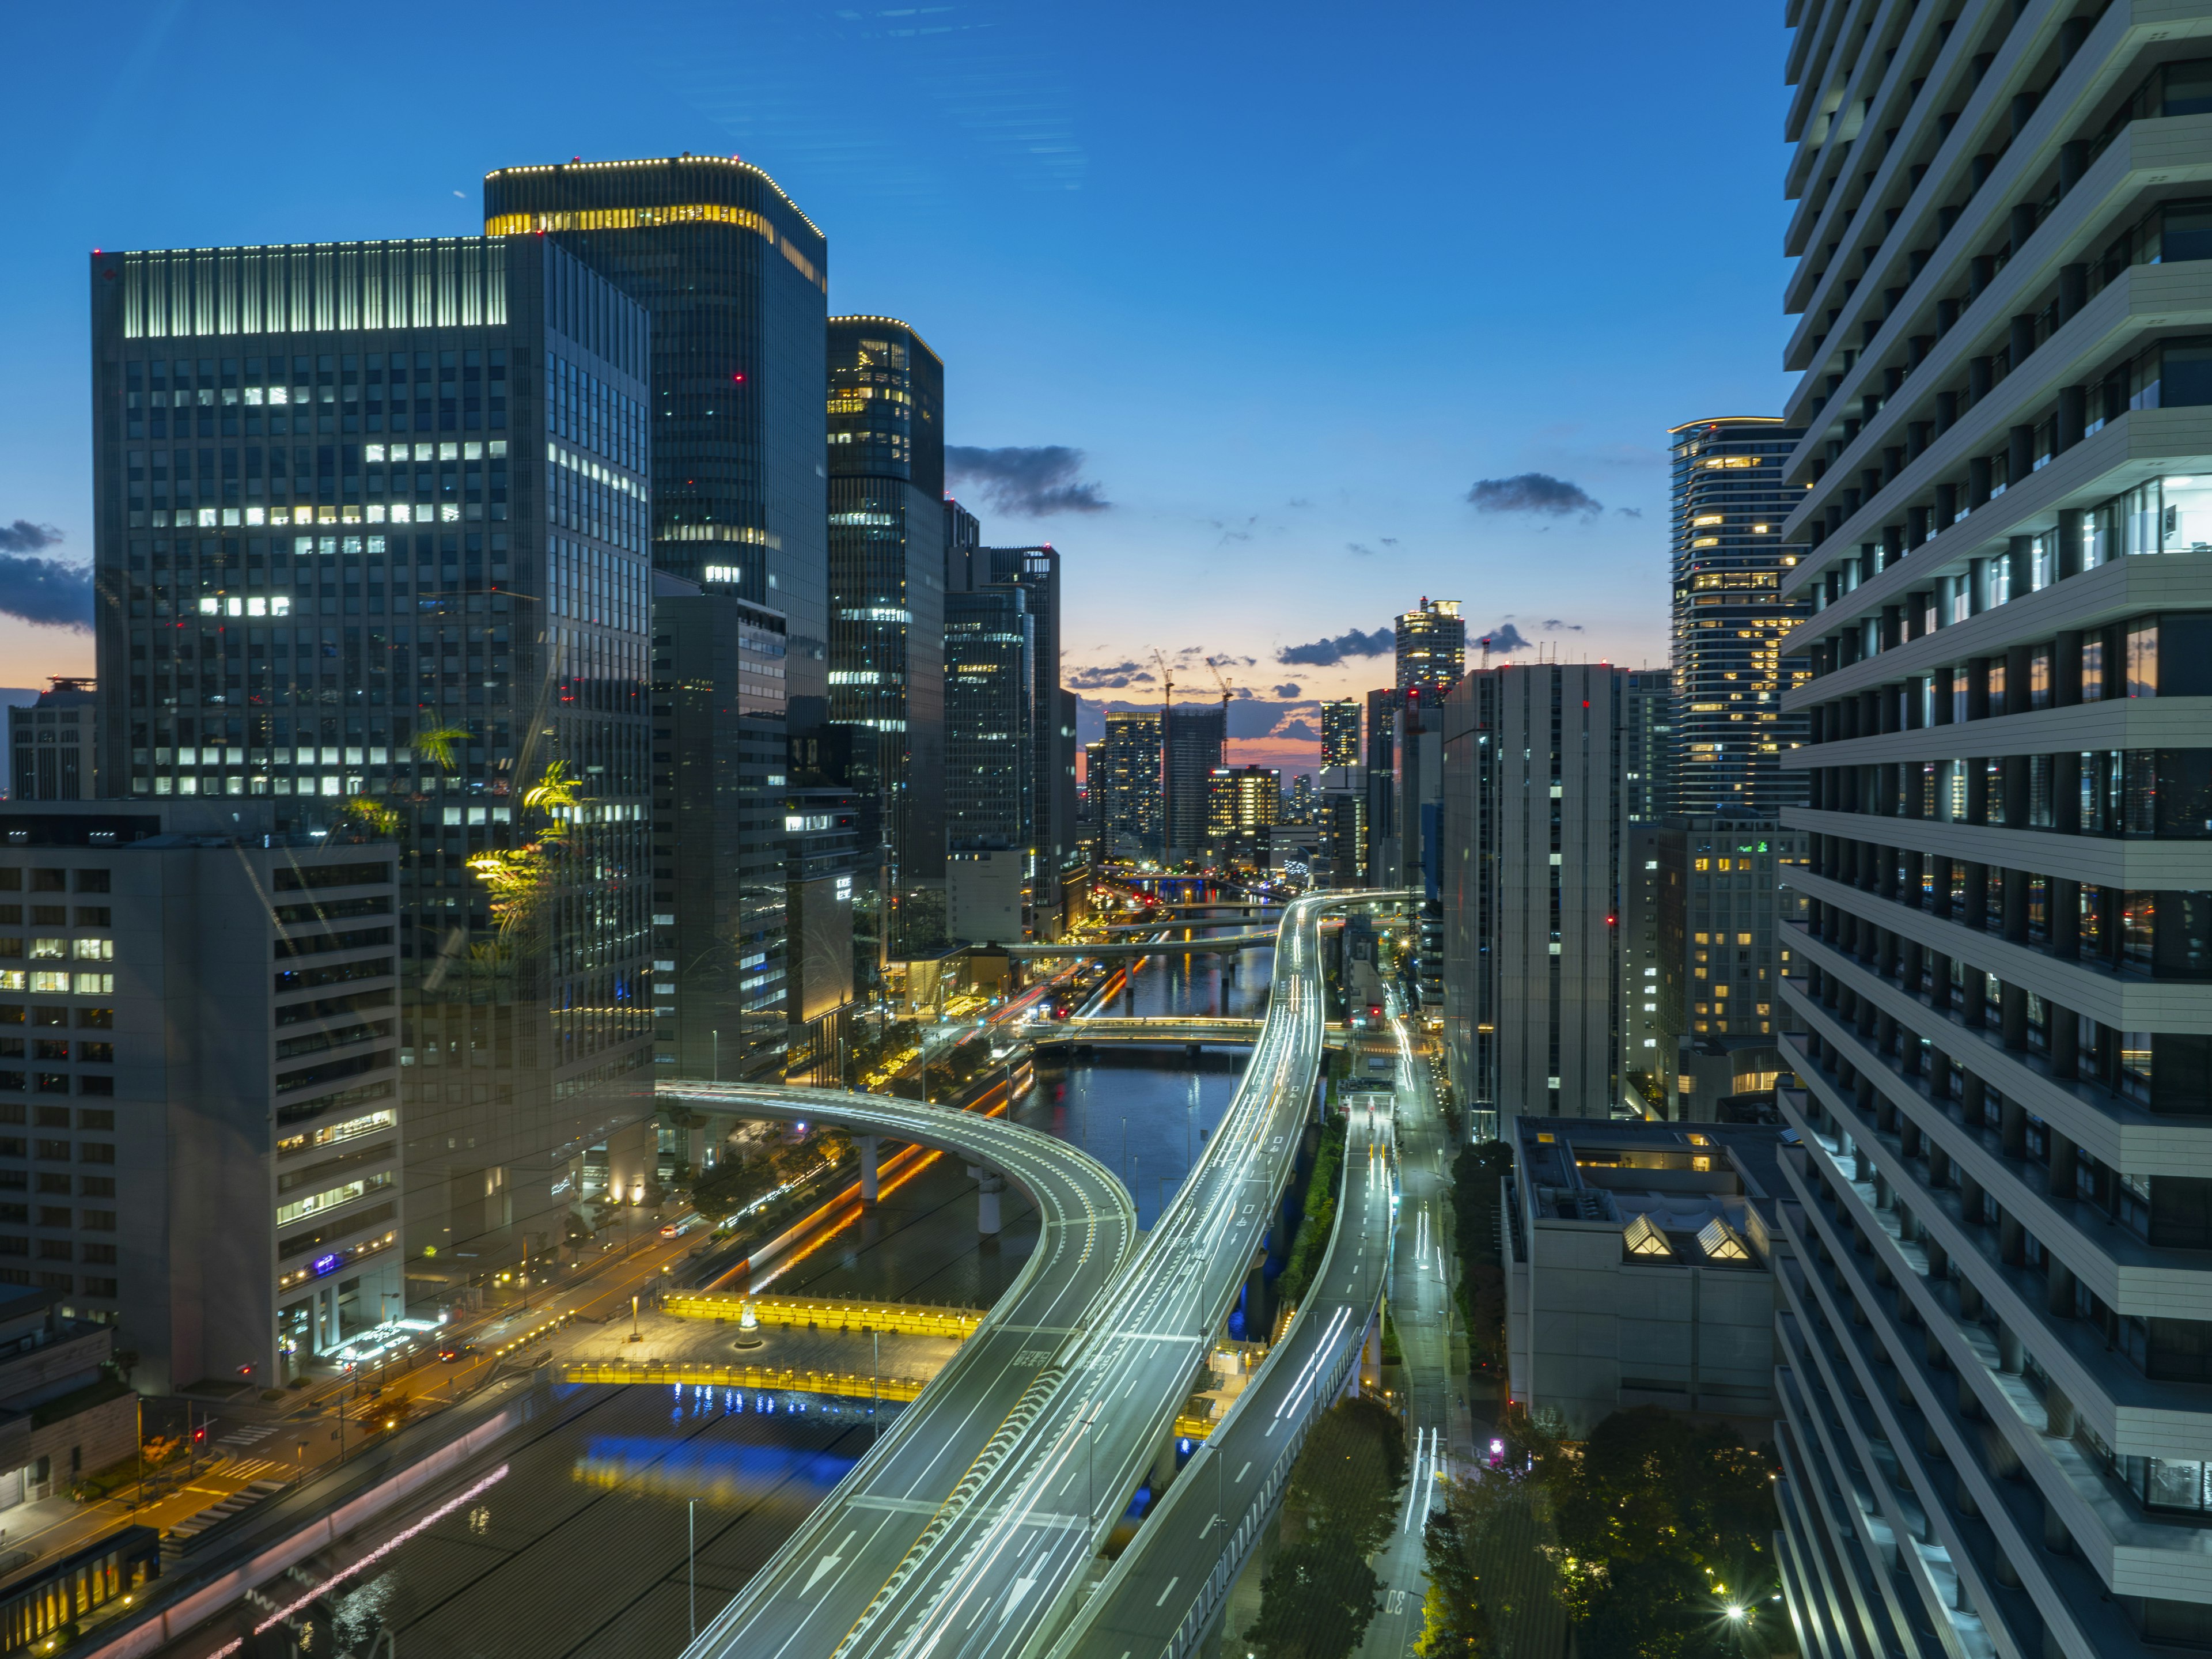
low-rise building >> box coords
[0,1286,137,1513]
[0,802,399,1393]
[1504,1116,1788,1439]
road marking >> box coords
[847,1495,939,1515]
[1200,1513,1222,1537]
[999,1575,1037,1622]
[1155,1575,1180,1607]
[802,1530,857,1594]
[1234,1461,1251,1482]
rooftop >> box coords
[1514,1118,1790,1268]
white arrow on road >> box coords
[803,1531,857,1594]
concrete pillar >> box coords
[970,1166,1005,1235]
[2044,1383,2075,1440]
[1246,1253,1272,1342]
[859,1135,880,1206]
[1152,1429,1179,1494]
[1996,1323,2024,1373]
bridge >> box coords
[1020,1016,1362,1053]
[681,890,1408,1659]
[999,930,1277,959]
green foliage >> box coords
[1417,1486,1497,1658]
[1275,1112,1349,1307]
[1246,1395,1406,1659]
[1449,1142,1513,1373]
[691,1125,855,1222]
[1542,1407,1779,1657]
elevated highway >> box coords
[656,1082,1138,1659]
[681,890,1407,1659]
[1050,1095,1397,1659]
[1020,1016,1360,1052]
[1000,931,1276,959]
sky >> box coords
[0,0,1800,777]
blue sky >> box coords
[0,0,1798,770]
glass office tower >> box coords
[827,317,946,958]
[1771,9,2212,1656]
[89,235,654,1308]
[1395,597,1465,698]
[484,156,830,1070]
[1668,416,1809,815]
[980,546,1073,931]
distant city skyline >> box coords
[0,1,1794,776]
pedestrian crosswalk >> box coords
[214,1422,278,1449]
[218,1457,289,1480]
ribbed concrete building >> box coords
[1771,6,2212,1656]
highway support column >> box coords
[969,1166,1005,1234]
[859,1135,880,1206]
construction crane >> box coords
[1206,658,1236,721]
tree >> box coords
[1543,1407,1779,1657]
[1416,1489,1496,1658]
[1245,1395,1406,1659]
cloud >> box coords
[1475,622,1533,653]
[1272,683,1302,698]
[1346,542,1376,557]
[0,521,64,555]
[1210,516,1258,545]
[1286,498,1312,510]
[0,522,91,631]
[1613,506,1643,518]
[1067,660,1153,690]
[1277,625,1393,667]
[1380,537,1399,547]
[946,445,1110,516]
[1541,618,1585,632]
[1277,719,1319,742]
[1466,473,1603,518]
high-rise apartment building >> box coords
[1320,698,1362,774]
[90,235,654,1306]
[1206,764,1279,836]
[649,575,792,1082]
[1669,417,1809,815]
[827,317,946,958]
[1768,11,2212,1656]
[1441,665,1624,1128]
[1395,597,1466,697]
[1363,687,1400,887]
[944,497,981,596]
[1100,712,1161,855]
[1163,704,1226,859]
[9,684,98,803]
[0,802,399,1391]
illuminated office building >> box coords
[1668,417,1808,815]
[827,317,946,957]
[1767,9,2212,1656]
[89,234,653,1309]
[9,683,99,802]
[1321,698,1361,775]
[1164,704,1226,860]
[978,546,1075,928]
[1207,764,1280,840]
[483,156,828,1070]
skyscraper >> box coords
[649,574,792,1082]
[1766,10,2212,1656]
[1667,417,1807,815]
[943,585,1032,852]
[827,317,947,957]
[1320,697,1361,775]
[1163,704,1225,859]
[1100,712,1161,855]
[980,546,1071,923]
[1395,597,1465,698]
[1441,665,1624,1128]
[91,234,654,1308]
[1620,667,1675,823]
[482,156,828,1067]
[482,158,828,684]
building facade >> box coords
[1321,698,1361,775]
[1395,598,1466,698]
[90,235,655,1310]
[1669,416,1810,817]
[979,546,1073,925]
[944,585,1033,856]
[1622,666,1675,823]
[8,684,98,804]
[1768,9,2212,1656]
[1441,665,1625,1126]
[827,317,946,958]
[1206,764,1279,867]
[1164,704,1226,861]
[1100,711,1161,855]
[0,802,400,1392]
[649,576,792,1082]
